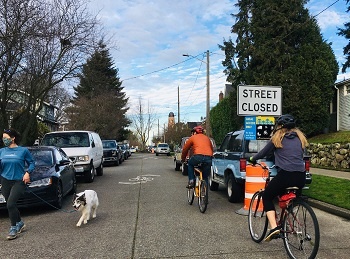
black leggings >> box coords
[262,170,306,212]
[1,177,26,226]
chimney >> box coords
[219,91,224,102]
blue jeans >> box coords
[188,155,212,183]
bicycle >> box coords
[187,162,208,213]
[247,163,320,259]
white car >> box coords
[155,143,170,156]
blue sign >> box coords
[244,116,256,140]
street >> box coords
[0,153,349,258]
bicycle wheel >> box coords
[187,185,194,205]
[248,190,268,243]
[198,180,208,213]
[282,200,320,259]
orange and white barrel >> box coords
[236,164,266,215]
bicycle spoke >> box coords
[198,180,208,213]
[248,191,268,243]
[282,200,320,259]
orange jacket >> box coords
[181,134,213,161]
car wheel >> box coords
[175,161,181,171]
[115,158,120,166]
[227,173,243,203]
[85,164,95,183]
[167,153,170,156]
[182,163,188,176]
[96,162,103,176]
[68,176,77,195]
[52,183,63,209]
[156,153,159,156]
[209,167,219,191]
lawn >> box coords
[308,131,350,144]
[303,174,350,210]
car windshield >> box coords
[103,141,116,149]
[42,132,90,148]
[158,144,168,148]
[30,150,54,167]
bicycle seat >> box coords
[286,187,299,191]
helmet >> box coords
[276,114,296,129]
[191,126,204,134]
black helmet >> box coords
[276,114,296,129]
[191,125,204,134]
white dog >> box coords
[72,190,99,227]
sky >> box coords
[85,0,350,142]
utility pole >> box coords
[206,50,210,136]
[177,86,180,124]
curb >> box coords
[308,198,350,220]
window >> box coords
[345,85,350,95]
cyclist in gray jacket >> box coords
[249,114,308,242]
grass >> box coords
[303,174,350,210]
[308,131,350,144]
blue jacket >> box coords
[0,146,35,181]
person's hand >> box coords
[23,172,30,184]
[248,156,257,165]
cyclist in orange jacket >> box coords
[181,126,213,188]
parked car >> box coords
[174,136,217,175]
[130,147,137,153]
[0,146,77,209]
[120,144,129,160]
[41,130,104,183]
[102,140,122,166]
[155,143,170,156]
[210,129,312,203]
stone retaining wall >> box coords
[308,143,350,169]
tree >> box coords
[163,122,192,147]
[0,0,100,145]
[210,91,244,144]
[219,0,338,137]
[131,98,157,151]
[338,0,350,72]
[68,41,130,140]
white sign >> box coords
[237,85,282,116]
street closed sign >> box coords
[237,85,282,116]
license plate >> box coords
[0,194,6,203]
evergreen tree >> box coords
[338,0,350,72]
[219,0,338,136]
[68,41,130,140]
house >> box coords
[331,79,350,132]
[4,89,59,131]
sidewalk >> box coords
[308,167,350,220]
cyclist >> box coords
[181,126,213,188]
[249,114,308,242]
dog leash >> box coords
[25,185,76,213]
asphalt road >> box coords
[0,153,349,258]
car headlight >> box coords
[76,155,89,162]
[29,178,52,188]
[112,151,117,155]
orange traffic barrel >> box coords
[236,164,266,215]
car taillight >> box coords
[304,158,310,172]
[240,158,246,172]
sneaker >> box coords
[16,221,26,233]
[7,226,17,240]
[264,226,281,242]
[186,180,195,189]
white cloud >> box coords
[82,0,349,141]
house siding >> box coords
[338,82,350,131]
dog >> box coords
[72,190,99,227]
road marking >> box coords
[119,174,160,184]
